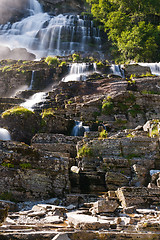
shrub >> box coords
[77,145,93,158]
[102,97,114,115]
[99,129,108,139]
[45,56,59,66]
[72,53,80,62]
[59,61,67,67]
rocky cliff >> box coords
[0,59,160,238]
[39,0,86,15]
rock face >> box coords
[39,0,86,15]
[0,203,8,225]
[116,187,160,208]
[0,141,70,201]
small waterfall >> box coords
[62,62,97,82]
[111,64,124,77]
[0,128,11,141]
[28,70,35,90]
[21,92,47,110]
[0,0,102,58]
[71,121,90,136]
[139,63,160,76]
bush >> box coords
[99,129,108,139]
[102,97,114,115]
[45,56,59,66]
[72,53,80,62]
[77,145,93,158]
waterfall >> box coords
[28,70,35,90]
[139,63,160,76]
[62,62,97,82]
[110,64,124,77]
[0,0,102,58]
[21,92,47,110]
[71,121,90,136]
[0,128,11,141]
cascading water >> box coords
[71,121,90,136]
[0,0,102,58]
[139,63,160,76]
[0,128,11,141]
[28,70,35,90]
[110,64,125,78]
[62,62,97,82]
[21,92,47,110]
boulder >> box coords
[90,199,119,214]
[124,64,151,77]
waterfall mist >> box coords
[0,0,28,24]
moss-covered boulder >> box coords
[1,106,41,144]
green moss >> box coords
[77,145,93,158]
[141,90,160,95]
[1,106,34,118]
[41,108,55,118]
[96,61,104,68]
[1,162,14,168]
[128,104,142,117]
[0,192,15,201]
[20,163,32,169]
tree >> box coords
[86,0,160,62]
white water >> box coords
[71,121,90,136]
[139,63,160,76]
[63,63,97,82]
[28,70,35,90]
[0,128,11,141]
[0,0,102,58]
[21,92,47,110]
[111,64,124,77]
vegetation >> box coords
[86,0,160,62]
[45,56,59,66]
[72,53,80,62]
[99,129,108,139]
[77,144,93,157]
[102,97,114,115]
[1,106,34,118]
[41,108,55,118]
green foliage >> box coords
[96,61,104,68]
[59,61,67,67]
[0,192,15,201]
[99,129,108,139]
[86,0,160,62]
[42,108,55,118]
[45,56,59,66]
[72,53,80,62]
[77,145,93,158]
[1,106,34,118]
[2,162,14,168]
[20,163,32,169]
[102,97,114,115]
[141,90,160,95]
